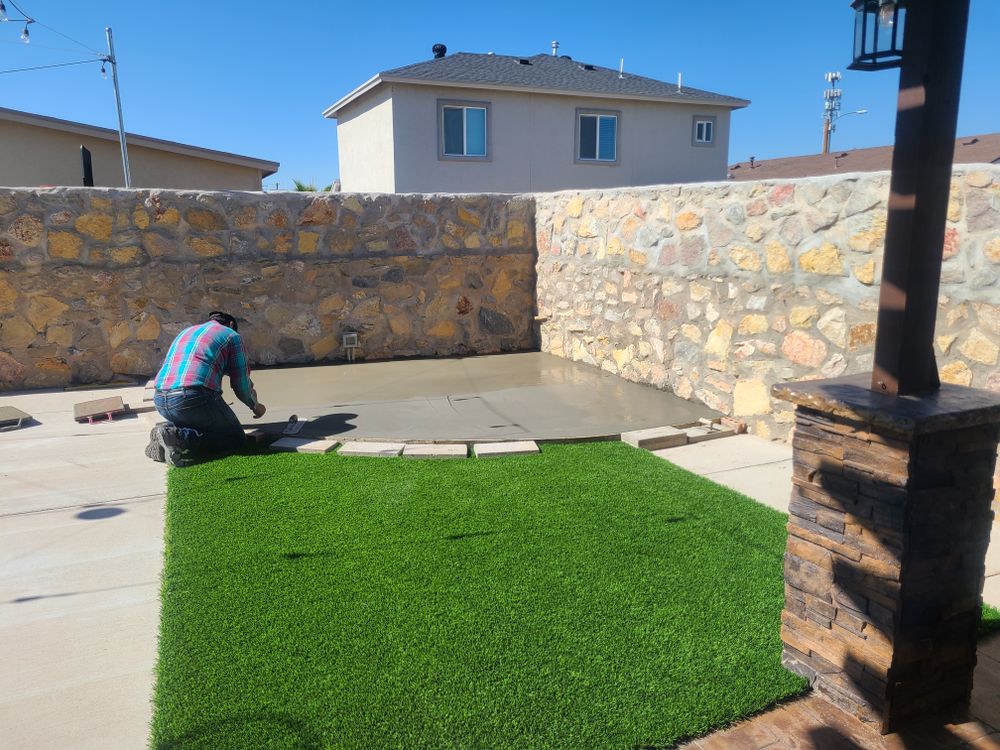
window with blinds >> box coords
[577,112,619,163]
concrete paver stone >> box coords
[683,425,736,444]
[72,395,127,423]
[402,444,468,459]
[270,436,339,454]
[621,425,688,450]
[338,441,405,457]
[473,440,540,458]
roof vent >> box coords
[581,63,595,71]
[432,43,447,59]
[517,58,532,65]
[560,54,572,60]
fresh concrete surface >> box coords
[242,353,717,442]
[652,434,999,606]
[0,384,165,750]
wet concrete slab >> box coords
[241,353,716,442]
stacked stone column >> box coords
[773,374,1000,733]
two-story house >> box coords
[324,45,749,194]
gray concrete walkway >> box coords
[653,435,1000,606]
[0,384,164,750]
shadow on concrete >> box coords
[76,506,126,520]
[806,726,868,749]
[155,713,322,750]
[7,580,157,604]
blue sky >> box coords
[1,1,997,189]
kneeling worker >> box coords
[146,311,266,467]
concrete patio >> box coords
[1,354,997,748]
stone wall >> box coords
[535,165,1000,441]
[0,189,535,389]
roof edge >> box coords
[0,107,280,177]
[323,74,749,118]
[322,74,384,118]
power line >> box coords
[0,58,101,75]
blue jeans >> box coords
[153,387,246,457]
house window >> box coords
[692,116,717,146]
[438,101,489,159]
[576,110,619,164]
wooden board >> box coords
[0,406,31,430]
[73,396,128,423]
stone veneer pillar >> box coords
[772,374,1000,733]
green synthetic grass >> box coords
[152,442,810,749]
[982,603,1000,638]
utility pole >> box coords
[822,71,842,154]
[104,27,131,187]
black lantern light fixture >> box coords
[849,0,906,71]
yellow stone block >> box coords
[317,294,346,315]
[426,320,457,338]
[297,231,320,254]
[765,241,792,273]
[681,324,702,342]
[108,321,131,349]
[74,213,113,241]
[388,315,412,336]
[789,306,818,328]
[46,324,73,348]
[853,258,876,285]
[965,171,992,188]
[310,333,340,359]
[799,242,845,275]
[984,237,1000,264]
[566,195,584,218]
[492,271,514,300]
[745,223,765,242]
[704,320,733,358]
[186,237,225,257]
[507,219,526,245]
[457,206,481,227]
[110,246,140,264]
[90,197,112,211]
[848,215,886,252]
[184,208,227,231]
[675,211,702,231]
[936,333,957,354]
[463,234,482,249]
[0,277,18,312]
[136,315,161,341]
[733,379,771,416]
[155,208,180,226]
[133,208,150,229]
[629,249,648,265]
[49,231,83,260]
[959,329,999,365]
[729,246,762,272]
[25,295,69,331]
[939,360,973,386]
[656,200,673,222]
[441,234,460,250]
[738,314,769,335]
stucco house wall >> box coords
[0,117,275,191]
[336,87,397,193]
[337,84,732,194]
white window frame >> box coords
[692,115,717,147]
[438,100,491,162]
[575,108,621,165]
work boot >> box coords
[157,424,193,468]
[145,424,166,463]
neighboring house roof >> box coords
[727,133,1000,181]
[0,107,280,177]
[324,52,749,118]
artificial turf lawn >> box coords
[151,442,810,749]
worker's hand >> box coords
[253,403,267,419]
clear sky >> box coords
[1,1,997,189]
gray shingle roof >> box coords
[324,52,749,117]
[381,53,748,107]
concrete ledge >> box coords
[621,426,687,450]
[270,437,340,453]
[402,444,468,459]
[338,441,405,457]
[682,425,736,444]
[473,441,539,458]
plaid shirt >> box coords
[154,321,258,409]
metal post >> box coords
[80,145,94,186]
[870,0,970,395]
[822,120,831,155]
[105,27,131,188]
